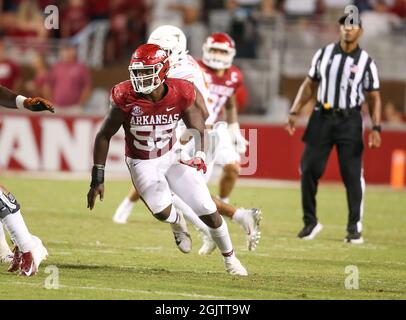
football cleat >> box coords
[0,244,14,264]
[0,253,14,264]
[8,246,22,273]
[20,252,36,276]
[198,230,217,256]
[112,208,131,224]
[224,254,248,276]
[170,213,192,254]
[112,198,134,224]
[236,208,262,251]
[298,223,323,240]
[20,236,48,277]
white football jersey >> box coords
[169,54,211,116]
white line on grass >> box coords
[5,281,230,299]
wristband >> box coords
[372,125,382,133]
[90,164,105,187]
[289,111,297,116]
[16,95,27,109]
[195,151,206,162]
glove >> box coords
[180,151,207,174]
[24,97,54,113]
[228,122,248,154]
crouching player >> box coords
[0,85,52,275]
[87,44,248,275]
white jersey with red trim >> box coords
[169,54,210,111]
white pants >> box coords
[126,148,217,215]
[181,122,241,182]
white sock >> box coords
[232,208,245,223]
[172,194,210,234]
[0,221,12,255]
[220,197,230,204]
[2,210,34,253]
[115,197,134,216]
[207,216,233,256]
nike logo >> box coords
[22,262,34,276]
[166,107,175,112]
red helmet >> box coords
[128,43,170,94]
[202,33,236,70]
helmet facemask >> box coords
[129,62,165,94]
[202,45,236,70]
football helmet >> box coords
[202,33,236,70]
[128,43,170,94]
[148,25,188,66]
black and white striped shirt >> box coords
[308,42,380,110]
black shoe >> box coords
[344,232,364,244]
[298,223,323,240]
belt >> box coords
[316,103,361,117]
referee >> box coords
[286,15,382,244]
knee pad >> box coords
[194,198,217,217]
[0,189,21,219]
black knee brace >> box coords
[0,189,20,219]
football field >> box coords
[0,175,405,300]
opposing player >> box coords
[0,84,52,275]
[112,26,261,253]
[87,43,248,276]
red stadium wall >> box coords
[240,123,406,184]
[1,112,405,184]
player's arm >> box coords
[366,90,382,149]
[225,94,248,153]
[87,105,124,210]
[0,85,54,113]
[286,77,318,135]
[181,89,208,173]
[194,85,209,121]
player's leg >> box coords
[0,221,13,263]
[167,163,247,275]
[125,156,191,253]
[0,186,47,276]
[112,186,140,224]
[212,122,242,203]
[212,197,262,251]
[218,163,240,203]
[171,193,217,255]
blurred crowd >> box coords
[0,0,405,120]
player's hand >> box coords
[180,157,207,174]
[285,114,297,136]
[368,130,381,149]
[24,97,55,113]
[233,133,249,154]
[87,184,104,210]
[228,123,249,154]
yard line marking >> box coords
[6,281,230,299]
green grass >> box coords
[0,175,405,300]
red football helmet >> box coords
[128,43,170,94]
[202,33,236,70]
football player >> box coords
[0,85,52,275]
[112,26,261,253]
[198,32,248,200]
[87,43,248,276]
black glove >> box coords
[24,97,55,113]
